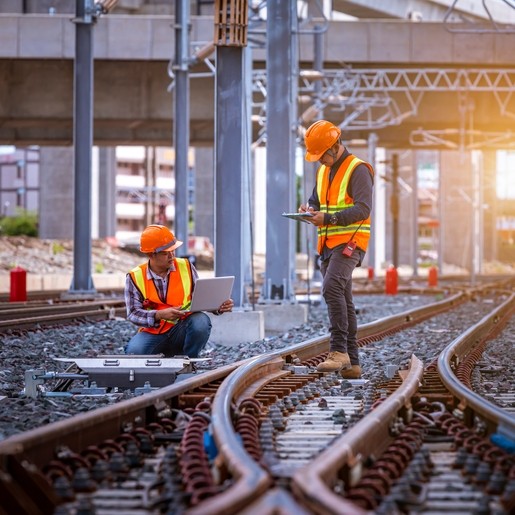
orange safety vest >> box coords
[129,258,193,334]
[316,154,374,255]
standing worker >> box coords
[299,120,374,379]
[124,225,234,357]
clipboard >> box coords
[282,212,314,224]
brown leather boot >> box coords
[317,351,351,372]
[341,365,362,379]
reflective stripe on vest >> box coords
[129,258,193,334]
[316,154,373,254]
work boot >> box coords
[341,365,362,379]
[317,351,350,372]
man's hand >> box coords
[298,204,326,226]
[217,299,234,314]
[155,306,186,321]
[306,211,326,227]
[298,203,314,213]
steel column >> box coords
[213,0,248,307]
[391,153,400,269]
[214,47,246,306]
[411,152,419,276]
[173,0,190,256]
[366,132,378,272]
[68,0,95,295]
[264,0,298,301]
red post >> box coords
[10,266,27,302]
[367,267,374,281]
[385,265,398,295]
[428,266,438,287]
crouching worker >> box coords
[124,224,234,357]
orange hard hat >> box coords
[140,224,183,254]
[304,120,341,162]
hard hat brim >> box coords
[157,239,183,252]
[305,149,325,162]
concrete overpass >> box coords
[1,13,515,149]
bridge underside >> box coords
[1,59,514,150]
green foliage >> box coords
[52,242,65,255]
[0,208,38,236]
[94,262,105,273]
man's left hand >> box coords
[307,210,326,227]
[217,299,234,314]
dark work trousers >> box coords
[320,248,362,365]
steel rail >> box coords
[0,290,465,467]
[0,299,124,319]
[0,301,126,332]
[291,354,424,515]
[0,362,239,468]
[0,288,503,513]
[189,288,503,514]
[190,288,461,515]
[0,310,125,332]
[438,291,515,436]
[188,355,286,515]
[282,291,465,365]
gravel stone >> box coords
[0,293,510,440]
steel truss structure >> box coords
[251,67,515,149]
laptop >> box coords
[188,276,235,312]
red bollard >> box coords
[428,266,438,287]
[385,265,398,295]
[368,267,374,281]
[10,266,27,302]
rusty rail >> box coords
[438,291,515,436]
[291,355,424,515]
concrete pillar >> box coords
[97,147,117,238]
[440,150,474,272]
[38,147,74,239]
[0,1,23,13]
[384,149,414,268]
[194,147,214,243]
[482,151,497,262]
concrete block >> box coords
[411,24,454,63]
[42,274,72,291]
[0,17,18,56]
[369,22,411,62]
[19,16,65,57]
[207,310,264,347]
[454,32,495,64]
[255,303,308,333]
[326,20,369,62]
[92,273,126,290]
[495,32,515,64]
[149,18,174,59]
[105,16,153,59]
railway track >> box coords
[0,281,513,514]
[0,298,127,333]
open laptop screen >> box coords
[188,276,235,312]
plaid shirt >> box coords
[125,260,199,328]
